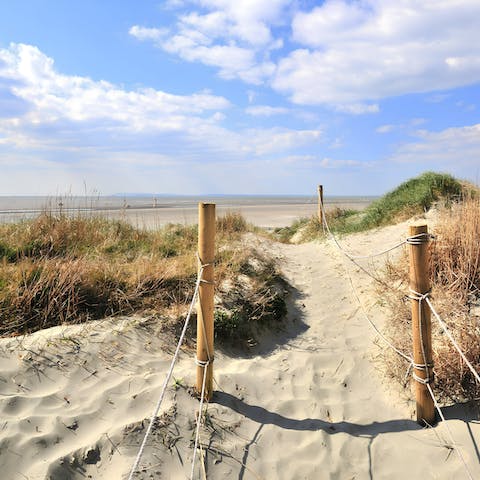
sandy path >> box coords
[1,218,479,479]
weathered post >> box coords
[196,203,215,400]
[317,185,324,226]
[408,224,435,425]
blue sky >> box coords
[0,0,479,195]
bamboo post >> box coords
[317,185,324,226]
[408,224,435,425]
[196,203,215,400]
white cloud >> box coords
[245,105,289,116]
[390,123,480,169]
[0,42,323,191]
[0,43,232,149]
[130,0,289,84]
[246,90,256,104]
[335,103,379,115]
[279,155,372,169]
[128,26,168,42]
[245,128,321,156]
[319,157,373,169]
[273,0,480,105]
[131,0,480,112]
[376,124,395,134]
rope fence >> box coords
[127,194,479,479]
[318,189,480,479]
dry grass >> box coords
[382,194,480,402]
[0,211,287,342]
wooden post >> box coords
[409,224,435,425]
[196,203,215,400]
[317,185,324,225]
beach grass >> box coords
[275,171,465,242]
[0,211,287,342]
[382,193,480,401]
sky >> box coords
[0,0,479,196]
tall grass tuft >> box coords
[431,194,480,302]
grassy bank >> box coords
[0,211,287,344]
[275,172,464,242]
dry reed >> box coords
[0,211,286,341]
[382,194,480,402]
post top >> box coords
[409,223,428,233]
[198,202,216,207]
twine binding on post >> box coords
[197,252,216,285]
[408,289,434,385]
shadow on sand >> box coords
[213,392,480,479]
[213,390,420,437]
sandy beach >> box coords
[0,196,374,229]
[0,207,478,479]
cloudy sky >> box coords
[0,0,479,195]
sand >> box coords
[1,211,479,479]
[0,198,372,230]
[109,200,373,230]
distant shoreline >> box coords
[0,195,377,228]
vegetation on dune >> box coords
[0,210,287,344]
[274,172,465,243]
[358,171,463,230]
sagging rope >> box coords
[426,296,480,385]
[127,259,206,480]
[319,200,412,362]
[319,199,416,261]
[190,257,214,480]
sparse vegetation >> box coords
[0,211,287,343]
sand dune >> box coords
[1,214,479,479]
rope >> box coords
[318,201,405,287]
[127,262,205,480]
[426,383,474,480]
[319,199,412,362]
[318,199,409,261]
[320,197,475,478]
[405,233,436,245]
[190,359,210,480]
[346,270,413,363]
[425,297,480,385]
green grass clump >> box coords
[215,258,288,343]
[358,172,462,230]
[275,172,464,243]
[273,217,311,243]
